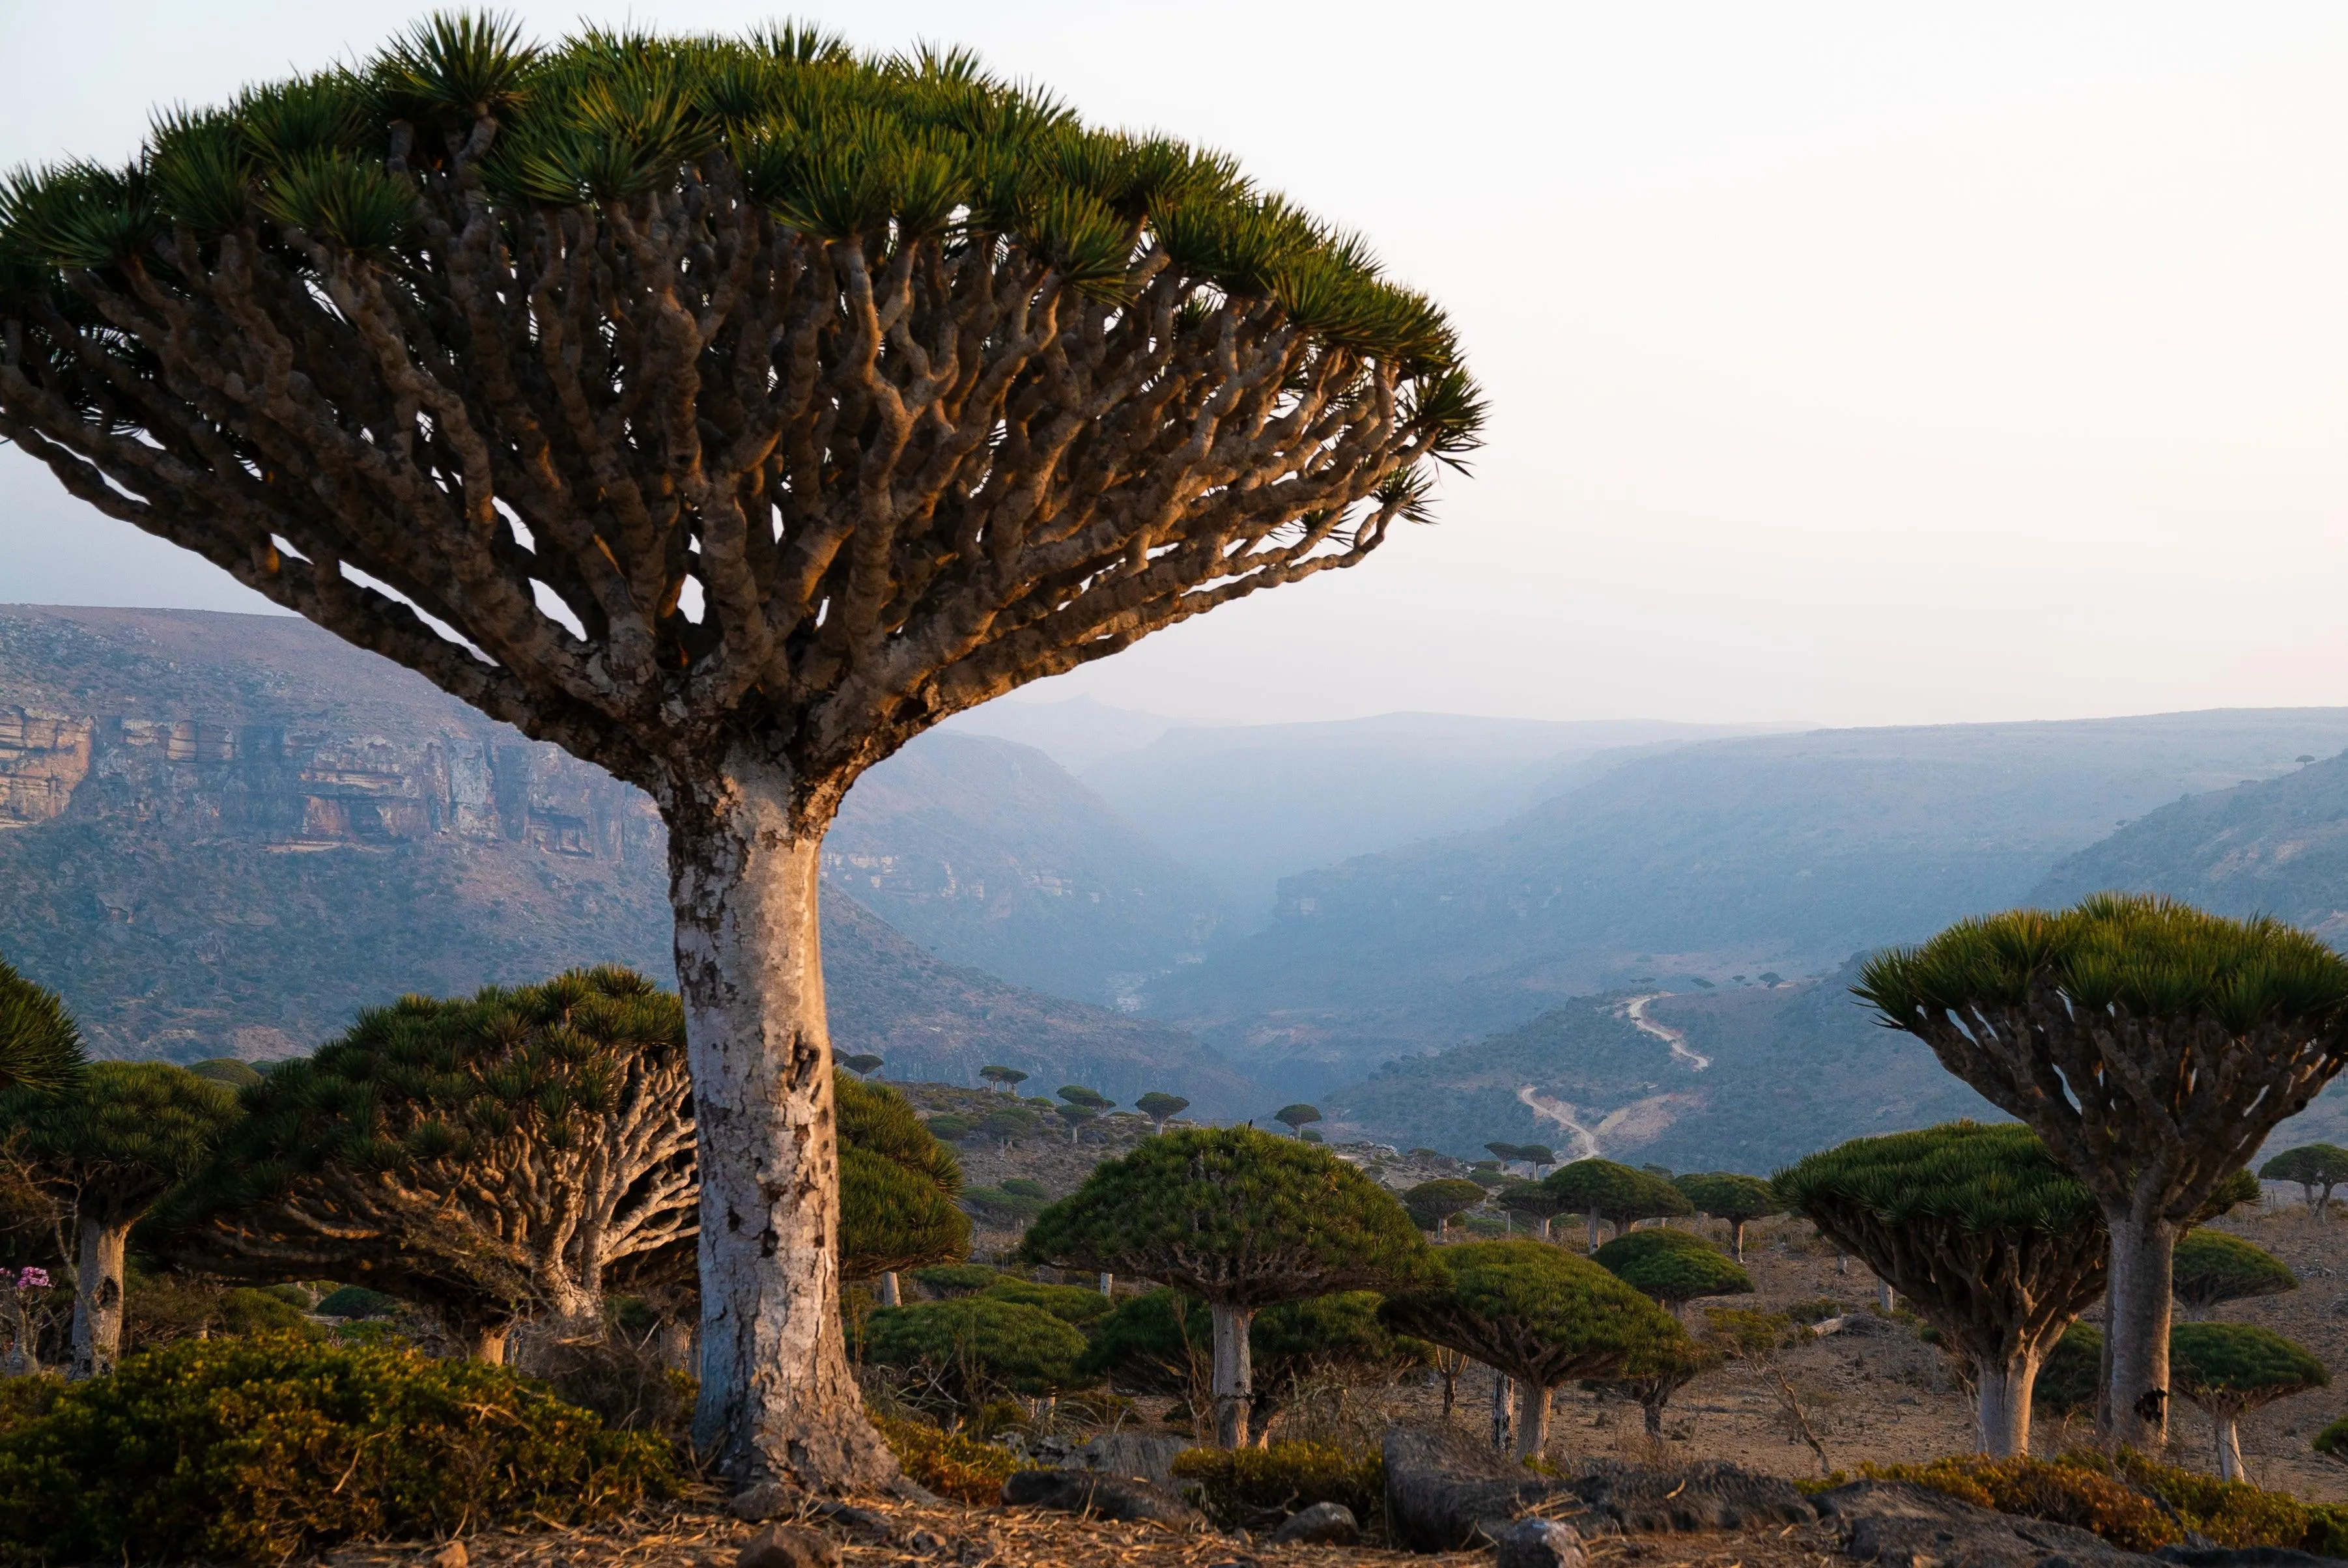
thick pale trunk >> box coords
[468,1319,513,1365]
[1973,1349,2037,1457]
[2216,1408,2244,1482]
[1515,1379,1551,1458]
[2102,1211,2177,1449]
[1098,1272,1114,1298]
[877,1272,901,1308]
[1491,1367,1514,1449]
[1210,1301,1254,1448]
[68,1214,126,1380]
[671,760,898,1492]
[1587,1211,1602,1249]
[1731,1220,1746,1263]
[1878,1279,1897,1313]
[1537,1216,1551,1242]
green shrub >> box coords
[924,1114,972,1140]
[0,1334,675,1561]
[964,1186,1051,1222]
[912,1263,1002,1297]
[981,1278,1112,1324]
[1172,1440,1383,1531]
[2033,1323,2101,1416]
[261,1283,314,1310]
[863,1298,1090,1405]
[1862,1450,2332,1553]
[872,1413,1031,1504]
[313,1285,401,1320]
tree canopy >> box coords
[1404,1179,1487,1236]
[2171,1231,2296,1314]
[1133,1093,1189,1128]
[1020,1127,1430,1306]
[1542,1158,1692,1234]
[1273,1104,1323,1135]
[980,1067,1030,1093]
[0,958,84,1095]
[163,968,696,1352]
[837,1072,969,1281]
[2170,1321,2330,1481]
[1591,1227,1753,1310]
[1774,1121,2106,1456]
[1672,1171,1782,1260]
[1854,893,2348,1448]
[1379,1240,1682,1455]
[2261,1143,2348,1216]
[862,1296,1088,1406]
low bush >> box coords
[314,1284,401,1319]
[0,1334,675,1562]
[912,1263,1004,1297]
[872,1412,1030,1505]
[1858,1450,2339,1553]
[981,1278,1113,1324]
[1172,1439,1384,1532]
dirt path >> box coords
[1623,992,1711,1071]
[1516,1084,1602,1158]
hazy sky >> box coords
[4,2,2345,727]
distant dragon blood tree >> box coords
[0,16,1480,1489]
[1858,895,2348,1448]
[1775,1121,2106,1457]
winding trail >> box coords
[1622,992,1710,1071]
[1515,1085,1600,1160]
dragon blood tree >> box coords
[2260,1142,2348,1218]
[1021,1126,1432,1447]
[163,968,699,1362]
[0,19,1480,1487]
[2170,1323,2330,1483]
[1591,1226,1753,1319]
[0,959,85,1095]
[1542,1158,1691,1248]
[1379,1239,1682,1457]
[1775,1121,2107,1457]
[2170,1230,2296,1319]
[1672,1171,1782,1263]
[0,1063,240,1379]
[1857,895,2348,1448]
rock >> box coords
[1069,1431,1195,1490]
[1001,1468,1206,1528]
[726,1483,796,1523]
[1814,1479,2155,1568]
[1381,1425,1570,1552]
[429,1544,468,1568]
[2158,1554,2348,1568]
[736,1524,842,1568]
[904,1529,951,1557]
[1271,1502,1361,1546]
[1497,1519,1587,1568]
[1570,1461,1818,1533]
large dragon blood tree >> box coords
[1857,895,2348,1448]
[0,18,1482,1489]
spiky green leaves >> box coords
[1592,1228,1753,1309]
[2169,1323,2329,1412]
[1773,1122,2099,1239]
[837,1072,968,1280]
[378,11,541,128]
[2171,1231,2297,1312]
[1858,893,2348,1036]
[0,958,84,1095]
[1019,1127,1434,1308]
[1378,1239,1684,1390]
[862,1296,1088,1401]
[1542,1158,1693,1227]
[1673,1172,1783,1226]
[0,1062,240,1227]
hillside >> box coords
[1148,708,2348,1098]
[0,606,1254,1115]
[1322,959,2001,1171]
[828,730,1225,1007]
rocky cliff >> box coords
[0,606,1254,1115]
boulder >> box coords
[1002,1468,1206,1528]
[737,1524,843,1568]
[2157,1554,2348,1568]
[1381,1425,1570,1551]
[1814,1479,2155,1568]
[1570,1461,1817,1533]
[1069,1431,1195,1490]
[1497,1519,1587,1568]
[1271,1502,1361,1547]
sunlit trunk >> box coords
[1973,1347,2038,1457]
[68,1214,127,1380]
[2101,1209,2177,1449]
[1209,1301,1254,1448]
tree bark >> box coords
[1515,1379,1551,1458]
[68,1214,126,1380]
[1643,1392,1665,1436]
[1973,1348,2037,1458]
[2216,1408,2244,1483]
[2102,1210,2177,1449]
[1587,1211,1602,1250]
[1098,1272,1114,1298]
[877,1272,900,1308]
[670,756,899,1492]
[1731,1220,1746,1263]
[1490,1367,1514,1449]
[1209,1300,1254,1448]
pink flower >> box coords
[5,1267,50,1290]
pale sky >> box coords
[4,2,2345,727]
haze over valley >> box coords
[10,604,2348,1170]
